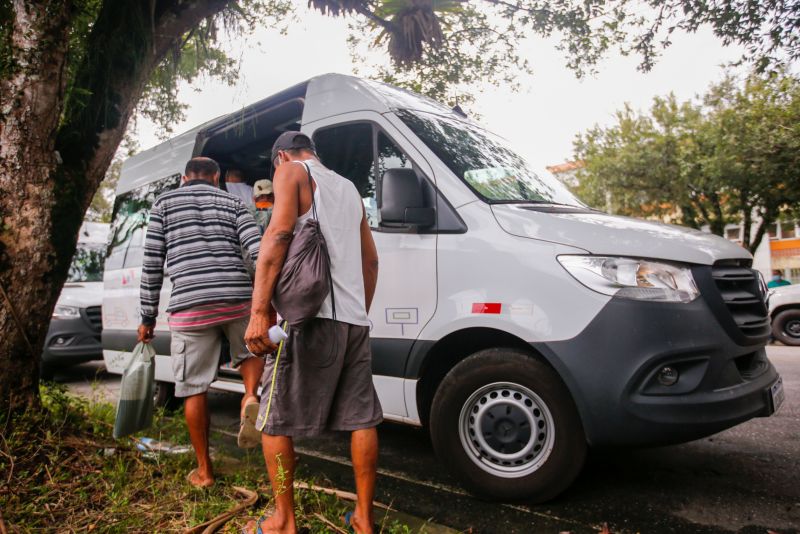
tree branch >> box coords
[354,5,396,33]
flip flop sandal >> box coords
[343,511,381,534]
[186,468,214,488]
[238,399,261,448]
[242,514,268,534]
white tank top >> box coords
[294,160,369,326]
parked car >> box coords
[769,283,800,346]
[102,74,782,502]
[41,222,109,380]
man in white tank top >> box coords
[245,132,382,534]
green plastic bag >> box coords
[113,342,155,439]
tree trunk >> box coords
[708,191,726,236]
[0,0,232,415]
[678,203,700,229]
[748,210,771,255]
[0,0,73,413]
[741,192,753,250]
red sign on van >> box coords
[472,302,502,314]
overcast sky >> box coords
[135,7,745,172]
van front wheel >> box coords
[429,348,586,502]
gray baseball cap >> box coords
[271,131,316,165]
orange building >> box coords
[770,222,800,282]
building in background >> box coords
[724,220,800,283]
[546,160,584,188]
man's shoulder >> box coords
[309,161,356,188]
[156,184,245,207]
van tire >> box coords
[772,309,800,346]
[429,348,586,502]
[153,381,181,411]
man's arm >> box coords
[138,202,166,342]
[244,163,304,355]
[360,205,379,314]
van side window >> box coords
[106,174,180,270]
[314,124,415,229]
[122,227,146,268]
[377,132,412,176]
[313,123,378,227]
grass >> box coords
[0,384,417,533]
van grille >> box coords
[710,265,769,338]
[84,306,103,332]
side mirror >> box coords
[380,168,434,227]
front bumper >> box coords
[42,311,102,366]
[535,292,778,447]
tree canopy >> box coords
[6,0,800,136]
[573,69,800,253]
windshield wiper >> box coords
[491,199,573,206]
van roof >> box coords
[117,73,463,196]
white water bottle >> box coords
[268,324,288,344]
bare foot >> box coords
[242,511,297,534]
[186,468,214,488]
[239,397,261,448]
[241,394,259,414]
[348,508,374,534]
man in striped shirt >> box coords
[137,157,264,488]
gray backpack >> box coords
[271,163,335,327]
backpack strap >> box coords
[301,161,319,222]
[300,162,336,322]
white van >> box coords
[103,74,783,502]
[42,221,109,379]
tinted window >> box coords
[106,174,180,270]
[397,109,583,206]
[375,132,415,228]
[314,123,377,225]
[377,131,412,175]
[123,227,146,268]
[315,123,424,229]
[66,244,106,282]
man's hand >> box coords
[244,313,278,356]
[137,323,155,343]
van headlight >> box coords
[557,256,699,303]
[52,305,81,318]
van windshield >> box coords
[396,109,584,206]
[67,243,106,283]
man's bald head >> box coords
[184,157,220,185]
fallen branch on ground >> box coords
[183,486,258,534]
[295,481,394,511]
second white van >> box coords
[103,74,782,502]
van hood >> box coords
[491,205,751,266]
[57,282,104,309]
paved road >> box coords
[60,346,800,533]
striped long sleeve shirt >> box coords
[139,180,261,326]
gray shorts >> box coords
[256,318,383,437]
[170,316,256,397]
